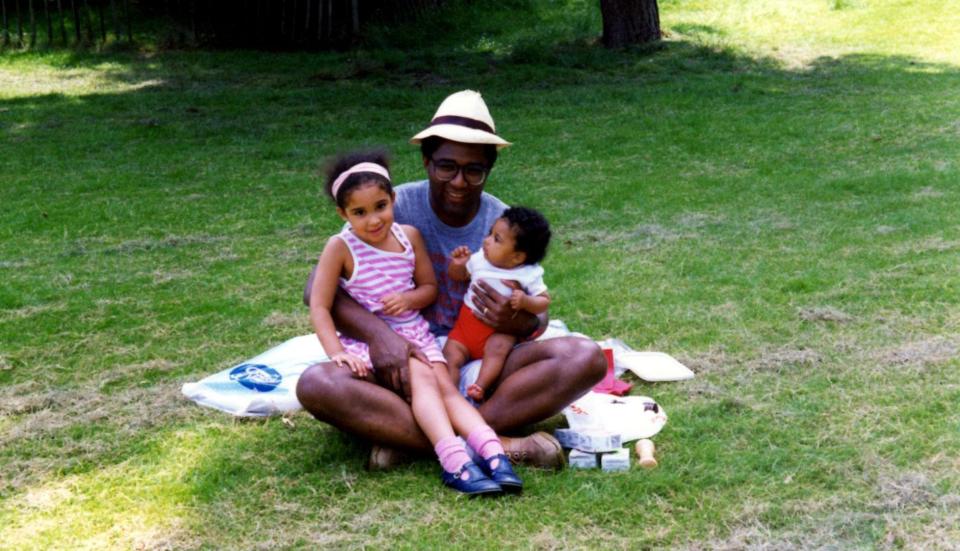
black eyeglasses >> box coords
[429,158,488,186]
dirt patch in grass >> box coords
[0,259,32,268]
[893,236,960,255]
[878,336,959,367]
[679,347,730,374]
[0,301,68,321]
[152,269,195,284]
[877,471,937,511]
[563,223,691,251]
[682,378,724,399]
[747,210,797,233]
[912,186,945,199]
[0,380,202,493]
[64,234,227,258]
[798,306,853,323]
[750,346,822,372]
[676,212,726,229]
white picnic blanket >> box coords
[181,320,692,418]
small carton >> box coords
[568,449,599,469]
[554,428,622,453]
[600,448,630,472]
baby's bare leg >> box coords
[472,333,517,399]
[441,339,470,387]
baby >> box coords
[443,206,552,402]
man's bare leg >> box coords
[478,336,606,433]
[297,337,605,469]
[296,361,432,454]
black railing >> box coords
[0,0,446,50]
[0,0,134,48]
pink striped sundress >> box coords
[335,223,445,369]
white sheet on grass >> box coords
[181,334,328,417]
[181,320,692,418]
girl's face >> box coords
[337,182,396,245]
[482,218,526,269]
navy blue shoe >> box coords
[480,454,523,494]
[441,461,503,497]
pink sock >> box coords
[467,426,505,460]
[435,436,471,477]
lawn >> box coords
[2,0,959,548]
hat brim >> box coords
[410,124,511,149]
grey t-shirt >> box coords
[394,180,508,335]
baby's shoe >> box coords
[441,461,503,497]
[480,454,523,494]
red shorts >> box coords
[447,303,496,360]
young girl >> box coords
[308,150,522,496]
[444,207,552,402]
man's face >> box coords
[424,141,490,227]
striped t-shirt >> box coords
[336,223,419,328]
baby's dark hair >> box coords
[502,206,551,265]
[324,149,392,208]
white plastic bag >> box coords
[181,334,328,417]
[563,391,667,442]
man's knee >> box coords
[485,335,515,358]
[562,337,607,384]
[296,363,340,411]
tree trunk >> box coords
[57,0,66,45]
[44,0,52,46]
[600,0,660,48]
[71,0,80,43]
[2,0,8,47]
[16,0,22,46]
[28,0,36,47]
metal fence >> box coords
[1,0,133,48]
[0,0,445,50]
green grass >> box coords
[2,0,960,548]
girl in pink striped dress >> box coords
[307,150,522,496]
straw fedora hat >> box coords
[410,90,511,149]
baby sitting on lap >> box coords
[443,206,552,402]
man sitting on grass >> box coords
[297,90,606,470]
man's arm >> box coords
[470,280,545,339]
[329,289,429,400]
[303,259,427,401]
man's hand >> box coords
[367,329,430,402]
[471,279,538,335]
[381,293,412,317]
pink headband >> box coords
[331,162,391,199]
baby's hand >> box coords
[466,383,486,402]
[450,246,472,266]
[332,351,369,378]
[381,293,411,316]
[509,289,527,310]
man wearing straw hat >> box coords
[298,91,607,470]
